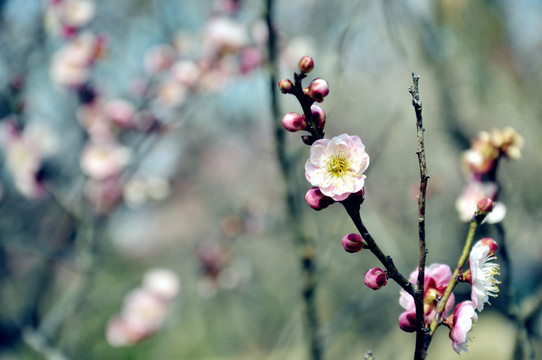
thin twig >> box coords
[409,73,429,360]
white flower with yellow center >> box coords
[305,134,369,201]
[469,240,500,311]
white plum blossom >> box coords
[305,134,370,201]
[469,240,500,311]
[450,301,478,354]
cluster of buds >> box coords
[456,127,523,223]
[106,268,180,347]
[398,237,500,353]
[279,57,370,211]
[278,56,329,137]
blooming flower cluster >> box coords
[106,268,180,347]
[456,127,523,222]
[398,238,500,353]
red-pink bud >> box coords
[277,79,294,94]
[398,311,417,332]
[306,78,329,103]
[477,198,494,214]
[342,233,364,253]
[298,56,314,74]
[364,267,387,290]
[310,104,326,130]
[481,237,498,255]
[305,187,334,210]
[282,112,307,132]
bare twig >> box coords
[409,73,429,360]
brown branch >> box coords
[409,73,429,360]
[342,199,415,296]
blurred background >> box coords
[0,0,541,359]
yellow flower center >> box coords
[327,155,350,178]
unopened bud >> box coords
[306,78,329,103]
[398,311,417,333]
[282,112,307,132]
[310,104,326,130]
[298,56,314,74]
[364,267,387,290]
[481,237,498,256]
[477,198,494,214]
[342,233,364,253]
[277,79,294,94]
[305,187,334,210]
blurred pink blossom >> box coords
[80,141,132,180]
[455,181,506,223]
[142,268,181,302]
[143,44,176,75]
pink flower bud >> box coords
[398,311,417,332]
[282,112,307,132]
[364,267,387,290]
[342,233,364,253]
[306,78,329,103]
[310,104,326,130]
[277,79,294,94]
[305,187,334,210]
[477,197,494,214]
[481,237,498,255]
[298,56,314,73]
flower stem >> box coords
[428,217,481,338]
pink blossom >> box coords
[2,130,46,199]
[142,268,181,302]
[305,134,370,201]
[84,177,123,214]
[80,141,132,180]
[50,32,103,88]
[399,263,455,324]
[449,301,477,354]
[143,44,176,74]
[204,17,248,56]
[469,240,500,311]
[60,0,96,28]
[104,99,136,128]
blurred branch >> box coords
[23,328,68,360]
[495,223,535,360]
[265,0,324,359]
